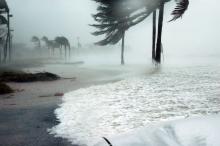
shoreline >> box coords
[0,63,126,146]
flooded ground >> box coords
[50,61,220,146]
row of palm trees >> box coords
[92,0,189,65]
[31,36,71,60]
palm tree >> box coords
[55,36,71,60]
[0,28,7,63]
[152,10,156,62]
[42,36,60,56]
[42,36,53,55]
[41,36,49,49]
[31,36,41,48]
[154,0,189,63]
[92,0,189,64]
[0,37,4,63]
[0,15,9,63]
[155,1,165,63]
[77,37,82,49]
[91,0,138,65]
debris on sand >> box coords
[0,82,13,95]
[54,93,64,96]
[39,93,64,98]
[0,71,60,82]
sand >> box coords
[0,61,127,146]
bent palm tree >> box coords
[42,36,53,55]
[155,1,165,63]
[41,36,50,49]
[152,10,156,62]
[91,0,139,65]
[55,36,71,60]
[154,0,189,63]
[31,36,41,48]
[0,27,7,63]
[92,0,189,64]
[42,36,60,56]
[0,15,9,63]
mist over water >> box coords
[3,0,220,146]
[6,0,220,63]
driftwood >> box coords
[0,71,60,82]
[0,82,13,95]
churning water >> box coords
[50,63,220,146]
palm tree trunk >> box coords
[65,46,67,61]
[60,47,62,57]
[3,34,9,63]
[7,13,11,62]
[38,40,41,48]
[152,10,157,62]
[155,2,165,64]
[68,46,71,59]
[121,30,125,65]
[0,47,2,63]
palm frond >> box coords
[169,0,189,21]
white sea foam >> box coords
[50,66,220,146]
[95,114,220,146]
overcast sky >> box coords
[6,0,220,57]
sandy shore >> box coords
[0,61,132,146]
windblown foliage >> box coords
[0,15,7,25]
[55,36,70,48]
[91,0,189,45]
[31,36,41,48]
[170,0,189,21]
[91,0,153,45]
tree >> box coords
[42,36,49,49]
[92,0,189,64]
[42,36,53,56]
[0,27,7,63]
[154,0,189,63]
[55,36,71,60]
[0,15,9,63]
[152,10,156,62]
[31,36,41,48]
[91,0,149,65]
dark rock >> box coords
[0,71,60,82]
[0,82,13,95]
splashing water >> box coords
[50,66,220,146]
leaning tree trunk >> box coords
[64,45,67,61]
[152,10,157,62]
[60,47,62,58]
[155,2,165,64]
[3,34,9,63]
[38,40,41,48]
[68,45,71,60]
[0,47,2,63]
[121,31,125,65]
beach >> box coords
[0,60,128,146]
[1,58,219,146]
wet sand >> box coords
[0,62,127,146]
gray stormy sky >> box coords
[6,0,220,58]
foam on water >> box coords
[95,114,220,146]
[50,66,220,146]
